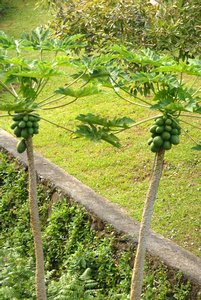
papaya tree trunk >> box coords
[26,136,47,300]
[130,149,165,300]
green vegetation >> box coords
[0,152,192,299]
[148,115,180,152]
[0,0,200,260]
[0,1,8,15]
[46,0,201,59]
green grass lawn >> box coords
[0,0,201,257]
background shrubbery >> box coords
[48,0,201,59]
[0,0,8,15]
[49,0,145,52]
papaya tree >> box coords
[73,47,201,299]
[0,28,100,299]
[0,28,132,299]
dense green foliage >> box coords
[44,0,145,51]
[0,0,8,15]
[49,0,144,52]
[144,0,201,60]
[0,152,192,299]
[47,0,201,59]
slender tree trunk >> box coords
[26,136,47,300]
[130,149,165,300]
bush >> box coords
[48,0,201,59]
[0,1,9,15]
[49,0,145,51]
[143,0,201,60]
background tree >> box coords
[41,0,201,60]
[143,0,201,60]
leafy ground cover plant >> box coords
[72,47,201,299]
[0,152,192,299]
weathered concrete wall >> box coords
[0,129,200,288]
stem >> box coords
[0,114,10,117]
[179,119,201,130]
[40,116,74,133]
[130,149,165,300]
[192,86,201,96]
[182,129,200,145]
[38,70,87,106]
[0,80,18,98]
[34,79,43,97]
[10,84,19,98]
[109,76,152,106]
[35,78,49,98]
[188,75,199,90]
[41,97,79,110]
[115,114,162,134]
[173,117,200,144]
[26,136,47,300]
[180,114,201,119]
[39,94,67,107]
[113,88,150,108]
[180,72,183,84]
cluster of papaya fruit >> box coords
[148,115,181,153]
[11,113,40,153]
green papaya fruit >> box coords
[17,139,27,153]
[14,127,21,138]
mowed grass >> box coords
[0,0,201,257]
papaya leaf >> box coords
[150,101,186,112]
[101,132,121,147]
[54,85,101,98]
[11,60,62,78]
[0,31,16,49]
[72,54,115,73]
[191,144,201,151]
[76,113,134,129]
[76,114,108,127]
[39,34,86,52]
[194,106,201,114]
[21,27,50,50]
[154,63,201,76]
[130,72,179,89]
[75,124,121,148]
[112,45,174,67]
[56,56,72,66]
[0,98,38,112]
[107,117,135,128]
[72,69,111,87]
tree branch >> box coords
[40,116,74,133]
[115,114,162,134]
